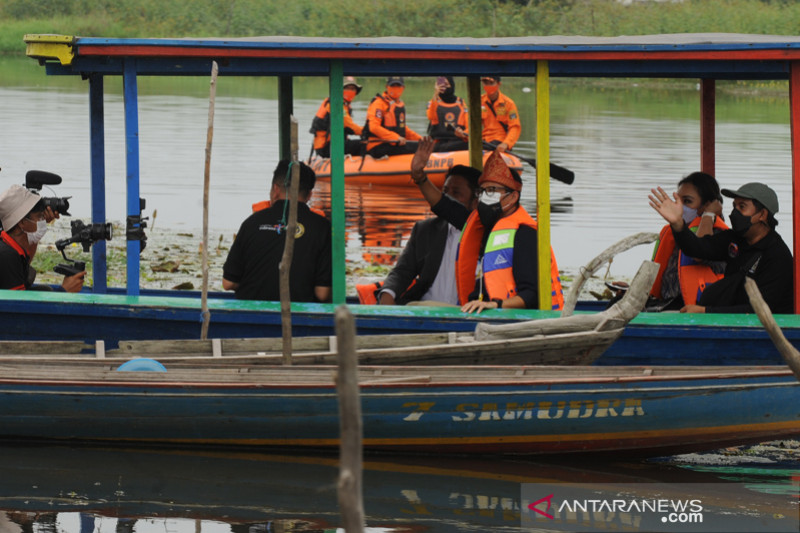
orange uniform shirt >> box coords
[481,91,521,149]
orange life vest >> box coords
[309,97,361,151]
[364,93,420,151]
[650,216,729,305]
[454,207,564,310]
[427,97,468,140]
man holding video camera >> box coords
[0,184,85,292]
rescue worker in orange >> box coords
[481,76,521,153]
[364,77,422,158]
[648,172,728,311]
[411,137,563,313]
[427,76,468,153]
[310,76,364,158]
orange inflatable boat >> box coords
[308,150,523,187]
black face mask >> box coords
[729,208,753,235]
[477,201,502,229]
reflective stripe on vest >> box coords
[455,207,564,310]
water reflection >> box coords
[0,445,797,533]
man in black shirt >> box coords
[649,182,793,314]
[222,161,332,302]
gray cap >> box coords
[0,185,41,230]
[721,182,779,215]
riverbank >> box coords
[1,0,800,55]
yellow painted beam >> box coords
[24,34,75,65]
[536,60,551,311]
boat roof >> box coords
[25,32,800,79]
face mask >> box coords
[484,85,499,96]
[26,219,48,245]
[729,208,753,235]
[477,201,502,228]
[386,86,404,100]
[682,205,698,224]
[479,190,503,206]
[343,89,357,102]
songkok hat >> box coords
[0,184,41,230]
[478,151,522,192]
[721,182,779,215]
[343,76,363,94]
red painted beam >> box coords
[700,79,716,177]
[791,62,800,314]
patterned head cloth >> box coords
[478,150,521,192]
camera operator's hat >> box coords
[721,182,779,215]
[0,184,41,230]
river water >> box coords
[1,57,798,532]
[0,57,793,280]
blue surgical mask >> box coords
[682,205,698,225]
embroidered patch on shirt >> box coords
[728,242,739,258]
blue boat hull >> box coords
[0,365,798,455]
[0,290,795,366]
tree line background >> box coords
[1,0,799,53]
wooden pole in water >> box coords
[745,278,800,382]
[279,118,300,365]
[200,61,218,340]
[335,304,365,533]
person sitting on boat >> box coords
[373,164,480,306]
[410,137,563,313]
[647,171,729,311]
[222,160,331,303]
[649,181,793,314]
[427,76,469,153]
[309,76,364,159]
[481,76,521,153]
[0,184,84,292]
[363,77,422,158]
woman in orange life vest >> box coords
[648,171,728,310]
[427,76,469,153]
[309,76,364,158]
[364,77,422,158]
[410,137,563,314]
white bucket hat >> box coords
[0,184,41,231]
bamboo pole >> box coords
[335,304,365,533]
[200,61,218,340]
[744,278,800,382]
[279,118,300,365]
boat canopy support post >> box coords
[700,79,715,178]
[278,77,293,161]
[536,60,552,311]
[122,60,141,296]
[790,61,800,314]
[89,74,107,294]
[467,76,483,170]
[329,61,346,304]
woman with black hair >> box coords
[648,172,729,310]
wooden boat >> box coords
[308,149,524,187]
[11,33,800,367]
[0,261,657,365]
[0,360,797,455]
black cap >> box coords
[386,76,405,87]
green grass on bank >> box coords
[1,0,799,55]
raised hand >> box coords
[648,186,684,230]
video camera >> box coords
[25,170,71,216]
[54,219,113,277]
